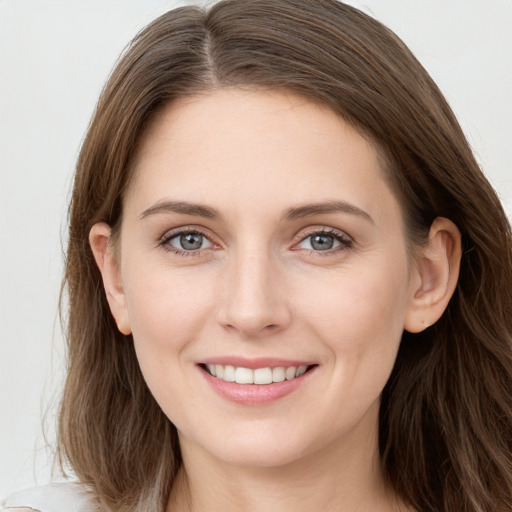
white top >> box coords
[1,482,97,512]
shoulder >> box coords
[1,482,97,512]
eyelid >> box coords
[159,224,216,242]
[169,231,212,250]
[158,225,221,255]
[291,226,354,252]
[157,224,353,256]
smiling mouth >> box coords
[201,364,316,384]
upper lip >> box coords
[198,356,316,369]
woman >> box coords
[3,0,511,511]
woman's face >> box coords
[111,89,421,468]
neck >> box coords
[167,409,409,512]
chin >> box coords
[180,419,340,470]
[211,440,309,469]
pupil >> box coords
[311,234,333,251]
[181,233,202,250]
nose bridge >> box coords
[217,240,290,337]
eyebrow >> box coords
[139,200,221,220]
[139,199,373,224]
[282,200,374,224]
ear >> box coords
[404,217,461,333]
[89,222,132,335]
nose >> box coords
[216,248,292,338]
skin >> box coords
[90,89,461,512]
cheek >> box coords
[123,265,216,360]
[296,263,410,425]
[122,268,217,421]
[296,253,412,369]
[307,270,408,335]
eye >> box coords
[165,231,213,252]
[295,229,352,252]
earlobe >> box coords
[404,217,461,333]
[89,223,132,335]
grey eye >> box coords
[299,233,341,251]
[311,234,335,250]
[169,232,212,251]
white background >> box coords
[1,0,511,498]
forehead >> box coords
[126,88,400,227]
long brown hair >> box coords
[58,1,512,510]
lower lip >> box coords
[200,367,316,406]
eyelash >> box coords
[159,228,215,257]
[159,227,353,257]
[294,228,353,255]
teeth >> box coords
[223,365,235,382]
[235,367,253,384]
[272,367,285,382]
[205,364,310,384]
[254,367,273,385]
[296,365,308,377]
[285,366,297,380]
